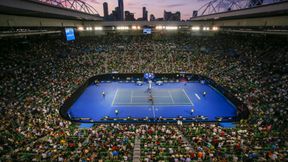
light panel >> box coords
[132,26,141,30]
[191,26,200,31]
[86,27,93,31]
[203,27,210,31]
[116,26,129,30]
[94,27,103,31]
[77,27,84,31]
[165,26,178,30]
[156,26,165,30]
[212,26,219,31]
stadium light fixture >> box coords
[116,26,129,30]
[212,26,219,31]
[132,26,141,30]
[165,26,178,30]
[156,26,165,30]
[77,27,84,31]
[86,27,93,31]
[132,26,137,30]
[203,27,210,31]
[94,27,103,31]
[191,26,200,31]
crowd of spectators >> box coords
[139,124,191,161]
[0,33,287,161]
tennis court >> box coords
[112,89,193,106]
[67,81,237,122]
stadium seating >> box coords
[0,34,287,161]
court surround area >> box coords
[60,73,248,123]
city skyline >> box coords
[85,0,276,20]
[85,0,204,20]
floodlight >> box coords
[86,27,93,31]
[156,26,165,30]
[166,26,178,30]
[94,27,103,31]
[212,26,219,31]
[191,26,200,31]
[116,26,129,30]
[77,27,84,31]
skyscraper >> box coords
[103,2,108,20]
[150,14,156,21]
[118,0,124,21]
[125,11,135,21]
[164,10,181,21]
[143,7,148,21]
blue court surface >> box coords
[67,81,237,122]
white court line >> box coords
[111,89,119,106]
[131,96,149,98]
[168,91,175,104]
[195,93,201,100]
[132,96,170,98]
[182,89,194,106]
[113,103,191,106]
[130,90,133,104]
[152,105,156,118]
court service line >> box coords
[195,93,201,100]
[182,89,194,106]
[111,89,119,106]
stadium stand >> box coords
[0,34,287,161]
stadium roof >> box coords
[0,0,102,20]
[191,1,288,21]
